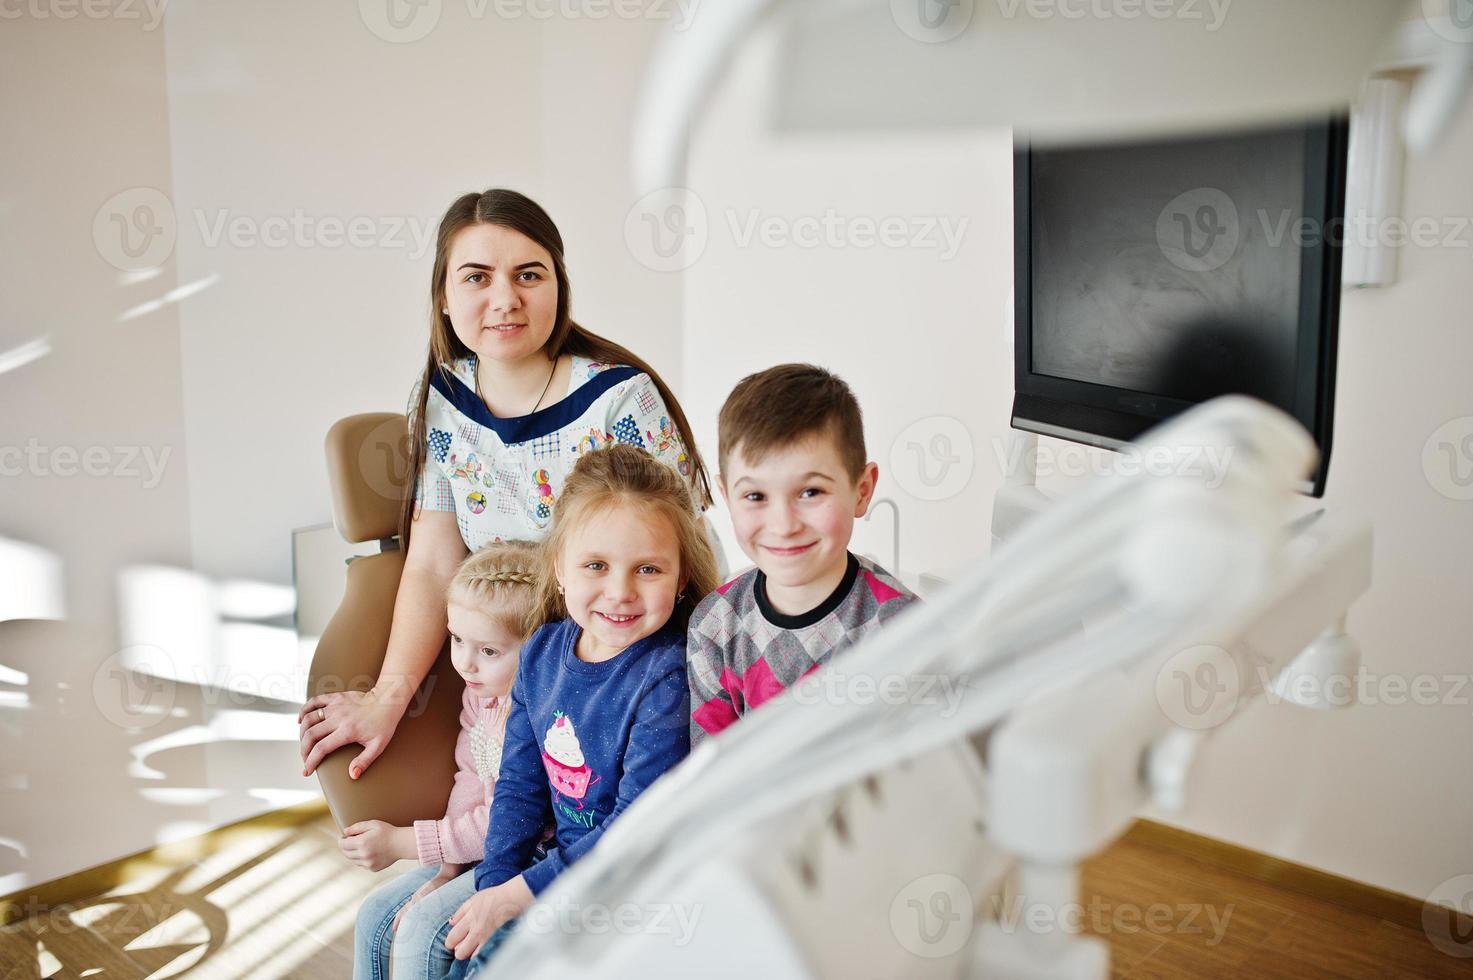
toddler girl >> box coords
[349,539,540,980]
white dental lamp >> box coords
[488,395,1371,979]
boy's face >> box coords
[721,434,879,594]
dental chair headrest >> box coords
[325,413,410,544]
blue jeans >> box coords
[444,917,520,980]
[354,865,476,980]
[441,843,551,978]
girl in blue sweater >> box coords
[443,443,718,972]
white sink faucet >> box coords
[863,496,900,574]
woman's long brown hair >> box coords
[400,189,713,547]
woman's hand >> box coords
[298,686,406,779]
[338,820,416,872]
[445,876,534,960]
[392,863,467,932]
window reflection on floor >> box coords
[2,813,401,979]
[1,554,321,911]
[0,536,65,625]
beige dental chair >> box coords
[308,413,462,831]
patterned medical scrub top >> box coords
[411,355,694,549]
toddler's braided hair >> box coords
[447,539,544,639]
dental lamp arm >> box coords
[483,398,1369,978]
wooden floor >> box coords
[1,814,1468,978]
[1078,836,1470,979]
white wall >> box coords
[0,11,192,629]
[681,29,1015,582]
[1174,100,1473,898]
[161,0,537,583]
[682,26,1473,901]
[3,2,684,890]
[163,0,687,586]
[0,9,213,893]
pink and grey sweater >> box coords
[687,552,918,745]
[412,689,510,866]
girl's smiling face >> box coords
[446,599,523,698]
[556,500,683,663]
[443,223,559,366]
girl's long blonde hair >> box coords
[447,538,546,640]
[532,444,718,635]
[401,189,713,548]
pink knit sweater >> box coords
[412,690,510,866]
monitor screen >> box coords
[1013,119,1347,496]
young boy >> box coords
[688,364,918,745]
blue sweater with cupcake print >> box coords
[474,616,690,895]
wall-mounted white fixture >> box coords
[631,0,1408,195]
[1373,10,1473,154]
[1343,76,1409,289]
[861,496,901,576]
[1405,11,1473,152]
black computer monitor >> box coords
[1013,118,1349,496]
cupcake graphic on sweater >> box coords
[542,711,596,804]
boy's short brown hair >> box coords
[718,364,867,483]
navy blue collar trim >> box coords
[430,363,641,445]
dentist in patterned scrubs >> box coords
[300,188,713,781]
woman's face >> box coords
[443,223,559,365]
